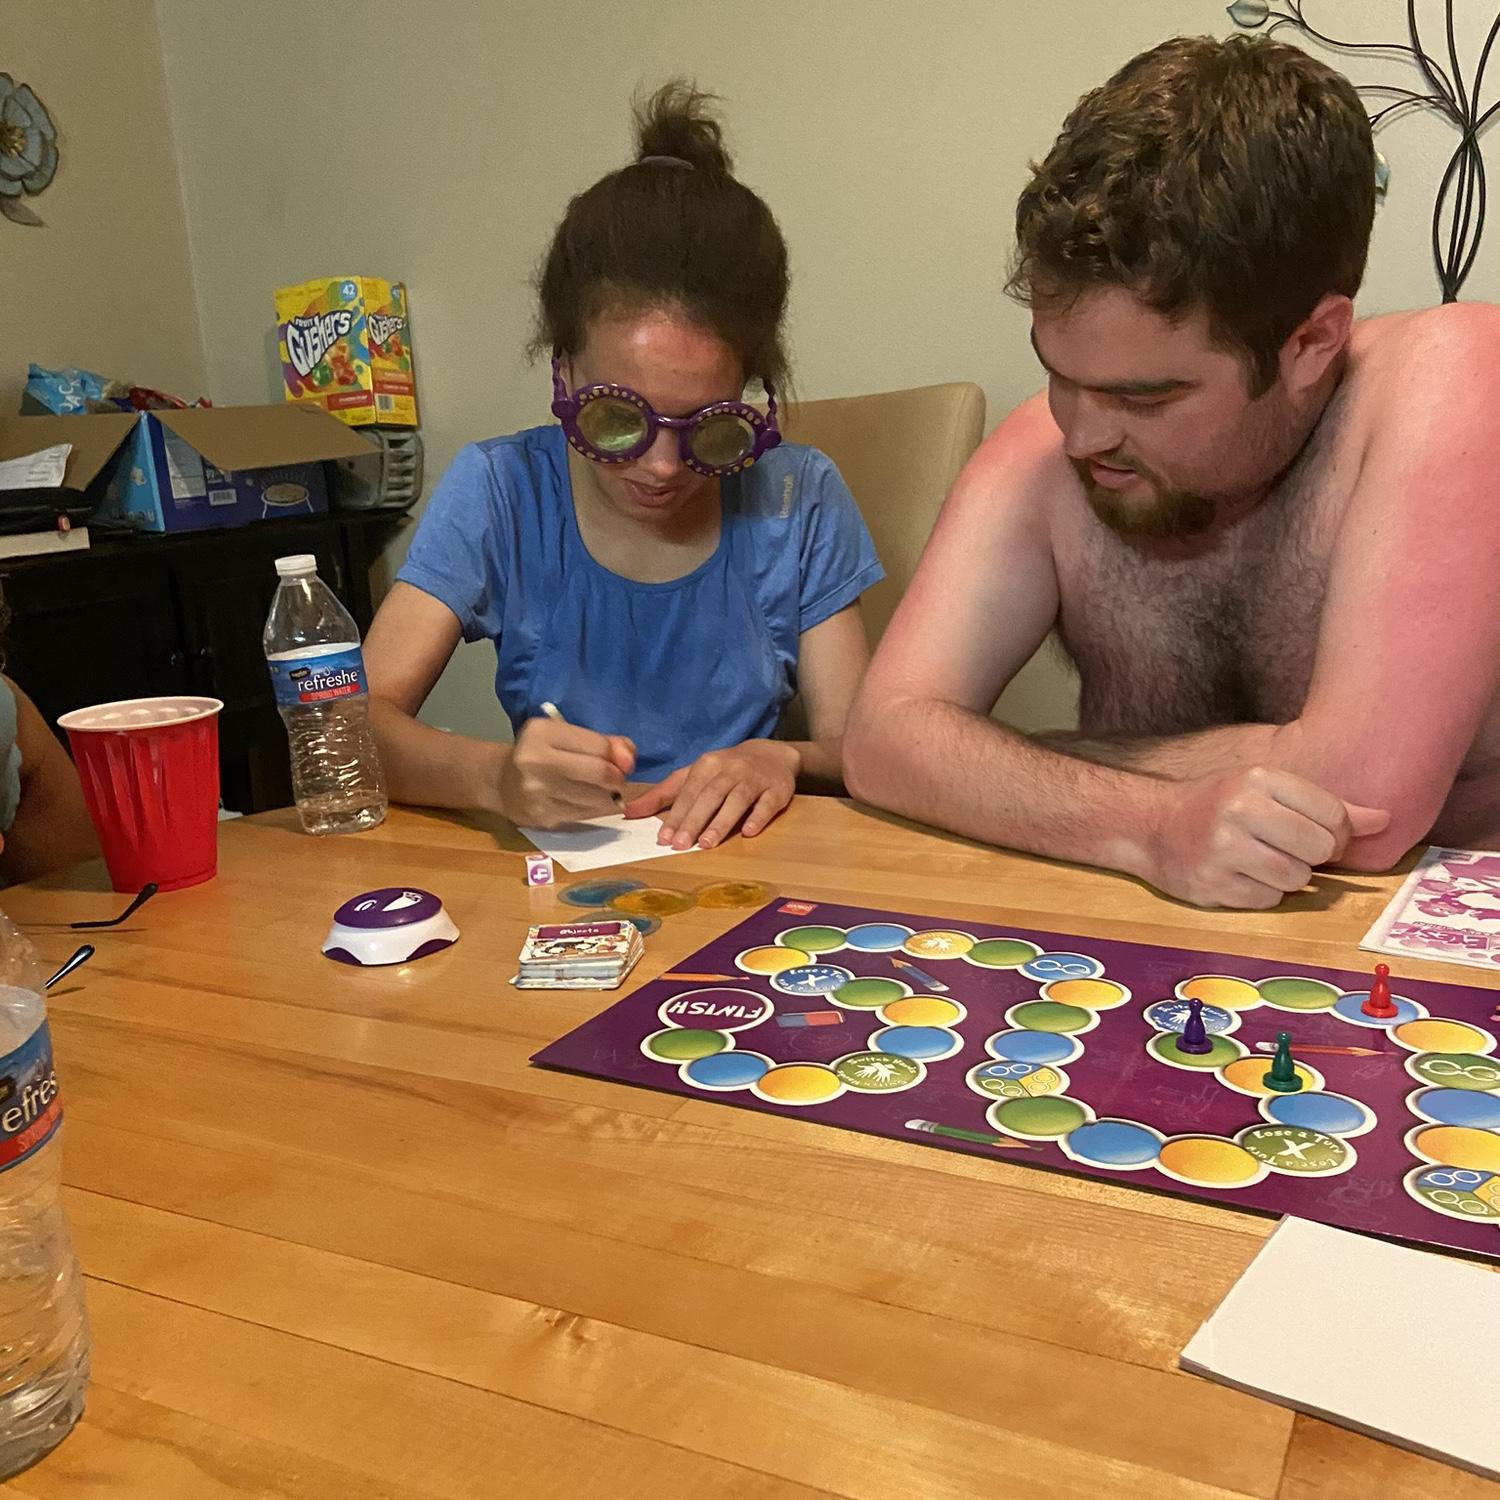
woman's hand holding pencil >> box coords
[498,701,634,828]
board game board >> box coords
[532,897,1500,1260]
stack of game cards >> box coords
[514,919,644,990]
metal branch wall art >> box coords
[1225,1,1499,301]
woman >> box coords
[365,82,881,851]
[0,675,98,884]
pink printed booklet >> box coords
[1360,847,1500,972]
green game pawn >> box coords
[1263,1030,1302,1092]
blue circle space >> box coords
[683,1052,769,1089]
[1263,1091,1369,1135]
[844,922,913,952]
[987,1030,1076,1065]
[1065,1119,1161,1167]
[1415,1087,1500,1129]
[878,1025,958,1060]
[1333,992,1420,1029]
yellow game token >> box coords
[695,880,771,910]
[611,887,696,917]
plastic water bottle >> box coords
[0,912,88,1479]
[264,554,388,835]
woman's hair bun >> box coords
[633,79,733,174]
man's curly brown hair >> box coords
[1008,34,1375,393]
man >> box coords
[844,34,1500,909]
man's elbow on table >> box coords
[844,690,911,809]
[1274,720,1446,876]
[1330,786,1444,875]
[842,712,882,808]
[1335,831,1416,875]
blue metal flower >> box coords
[1226,0,1271,27]
[0,74,58,226]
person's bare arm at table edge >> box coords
[842,397,1404,908]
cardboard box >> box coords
[0,411,137,514]
[276,276,418,428]
[6,406,376,535]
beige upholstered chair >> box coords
[782,381,987,646]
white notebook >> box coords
[1180,1217,1500,1480]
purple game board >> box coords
[532,897,1500,1259]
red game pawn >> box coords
[1361,963,1398,1020]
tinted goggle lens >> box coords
[576,397,649,456]
[688,411,756,469]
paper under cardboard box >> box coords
[64,405,376,534]
[0,411,138,514]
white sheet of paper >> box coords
[0,443,70,490]
[1181,1217,1500,1480]
[517,814,699,872]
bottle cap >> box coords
[274,553,318,578]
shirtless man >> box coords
[844,34,1500,909]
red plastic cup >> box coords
[58,696,224,893]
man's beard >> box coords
[1071,455,1216,539]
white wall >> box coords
[151,0,1499,738]
[3,1,204,417]
[1314,3,1500,311]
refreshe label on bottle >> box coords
[0,1023,61,1173]
[267,645,368,708]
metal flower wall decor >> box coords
[1224,1,1499,301]
[0,74,58,227]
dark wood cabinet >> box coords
[4,554,186,721]
[1,512,405,813]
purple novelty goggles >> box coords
[550,356,781,477]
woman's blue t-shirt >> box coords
[396,425,883,781]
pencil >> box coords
[889,957,949,992]
[1252,1041,1387,1058]
[539,701,625,810]
[905,1118,1034,1150]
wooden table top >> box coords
[0,799,1495,1500]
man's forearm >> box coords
[846,698,1168,878]
[370,697,510,814]
[1033,722,1281,778]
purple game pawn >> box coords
[1178,997,1213,1055]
